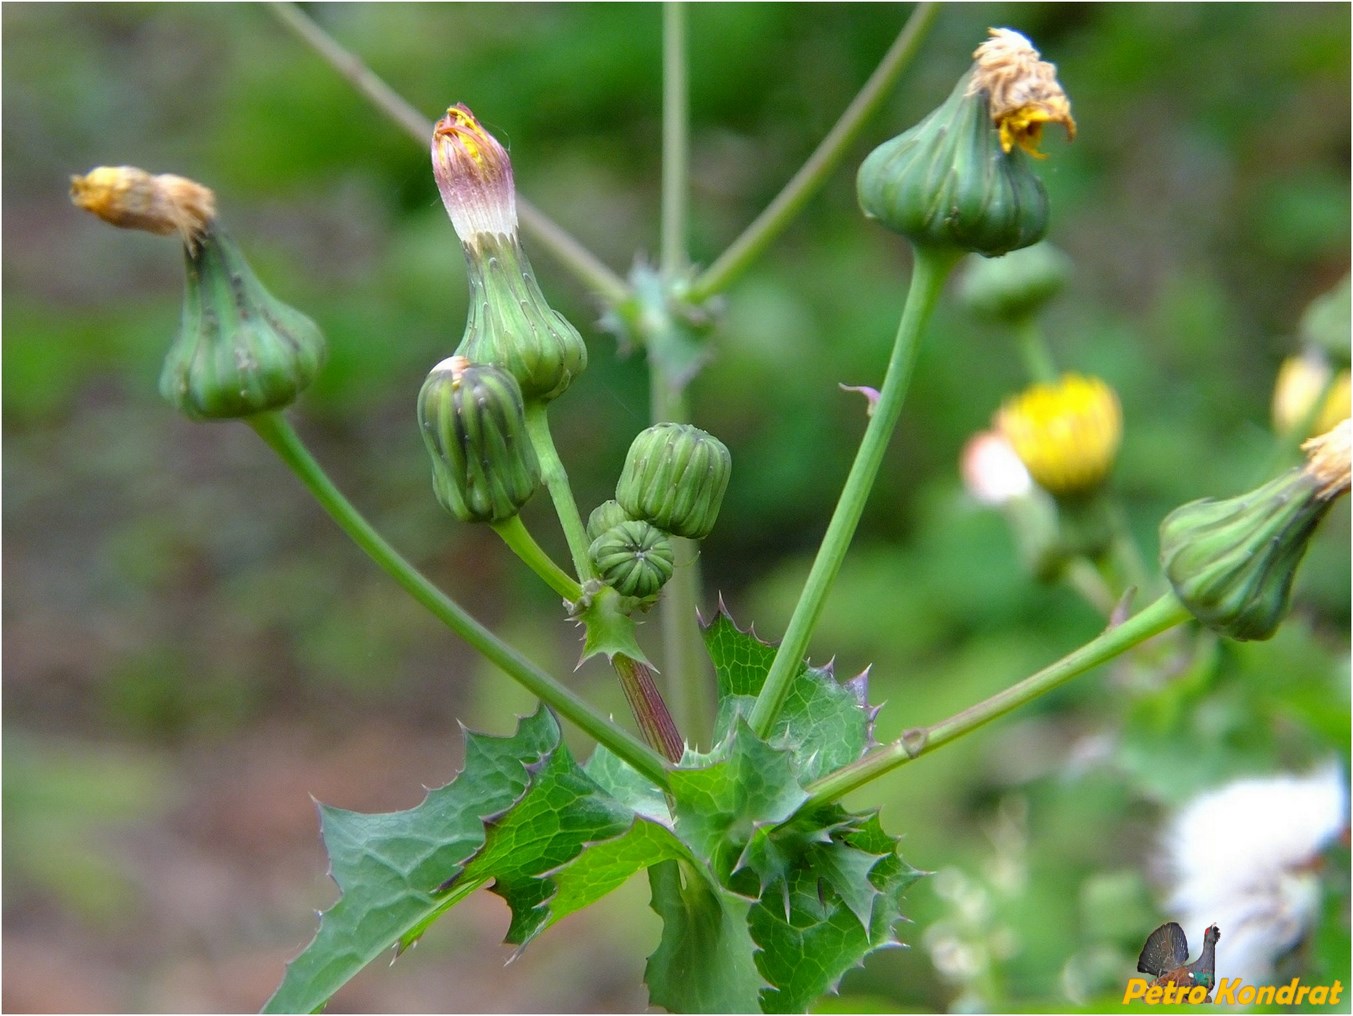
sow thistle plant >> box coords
[70,12,1349,1014]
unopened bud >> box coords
[588,520,675,600]
[959,242,1071,323]
[160,224,326,420]
[1160,420,1349,641]
[418,356,540,523]
[432,105,586,402]
[587,499,634,542]
[616,423,731,541]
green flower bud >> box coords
[433,105,587,402]
[160,223,326,420]
[1160,421,1350,641]
[586,498,633,542]
[589,520,675,600]
[857,29,1074,257]
[616,422,731,541]
[959,241,1071,323]
[418,355,540,523]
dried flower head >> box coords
[996,374,1121,496]
[431,104,517,242]
[1162,763,1347,985]
[70,166,216,250]
[1302,417,1351,501]
[968,28,1076,158]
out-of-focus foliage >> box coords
[4,4,1347,1012]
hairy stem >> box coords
[491,515,583,602]
[247,411,669,789]
[804,592,1191,805]
[524,404,595,582]
[689,2,940,302]
[748,246,959,739]
[267,1,628,305]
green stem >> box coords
[247,411,669,789]
[491,515,583,602]
[749,246,959,738]
[267,2,628,306]
[1014,316,1058,384]
[804,592,1191,805]
[688,2,940,302]
[660,1,689,278]
[660,537,713,744]
[524,404,595,582]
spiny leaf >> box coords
[264,707,561,1014]
[703,606,877,781]
[646,858,767,1014]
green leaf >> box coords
[645,858,768,1014]
[462,739,636,947]
[669,719,807,880]
[749,811,925,1013]
[703,608,875,781]
[264,707,563,1014]
[585,743,672,823]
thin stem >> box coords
[660,538,713,744]
[267,1,628,305]
[491,515,583,602]
[524,404,595,582]
[804,592,1191,806]
[688,2,941,302]
[748,246,960,738]
[1014,317,1058,384]
[612,654,686,763]
[247,411,670,789]
[660,2,689,277]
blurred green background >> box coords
[4,3,1348,1012]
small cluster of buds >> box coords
[585,423,731,602]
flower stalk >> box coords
[748,245,960,738]
[247,410,671,790]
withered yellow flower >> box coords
[996,373,1121,496]
[1302,418,1351,501]
[968,28,1076,158]
[70,166,215,250]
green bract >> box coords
[857,74,1049,256]
[617,422,731,540]
[1159,467,1335,641]
[160,224,326,420]
[456,232,588,403]
[589,519,675,599]
[418,357,540,523]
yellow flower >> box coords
[431,104,517,242]
[968,28,1076,158]
[1272,352,1351,438]
[996,374,1121,496]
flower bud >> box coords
[586,499,633,542]
[588,520,675,600]
[160,223,326,420]
[959,241,1071,323]
[996,374,1121,497]
[616,423,731,541]
[433,105,587,402]
[417,356,540,523]
[1160,420,1350,641]
[857,28,1074,256]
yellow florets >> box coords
[996,373,1121,496]
[1272,353,1351,439]
[968,28,1076,158]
